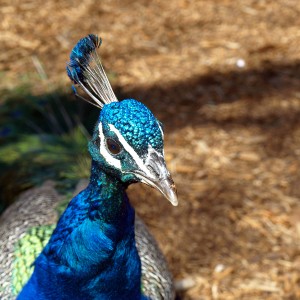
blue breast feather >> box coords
[18,162,148,300]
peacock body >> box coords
[0,34,177,300]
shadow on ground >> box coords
[1,60,300,298]
[1,57,299,212]
[123,59,300,126]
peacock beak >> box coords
[132,146,178,206]
[150,174,178,207]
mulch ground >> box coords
[1,0,300,299]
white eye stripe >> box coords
[98,122,121,170]
[157,122,165,156]
[157,121,164,139]
[108,124,155,179]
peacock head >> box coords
[67,34,177,206]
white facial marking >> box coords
[98,122,122,170]
[157,122,165,156]
[157,121,164,139]
[108,124,155,179]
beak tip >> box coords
[168,190,178,206]
[171,200,178,206]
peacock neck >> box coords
[18,160,144,300]
[88,160,124,194]
[87,160,127,224]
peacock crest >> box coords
[66,34,118,108]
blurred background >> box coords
[1,0,300,299]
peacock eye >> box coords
[106,138,122,155]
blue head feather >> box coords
[100,99,163,154]
[67,34,101,84]
[66,34,118,108]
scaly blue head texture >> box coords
[88,98,165,185]
[100,99,163,154]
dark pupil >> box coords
[106,138,121,155]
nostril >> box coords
[147,165,159,177]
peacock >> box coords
[0,34,178,299]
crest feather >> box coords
[67,34,118,108]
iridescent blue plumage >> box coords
[67,34,101,84]
[19,161,146,300]
[17,34,177,299]
[66,34,118,108]
[100,100,163,154]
